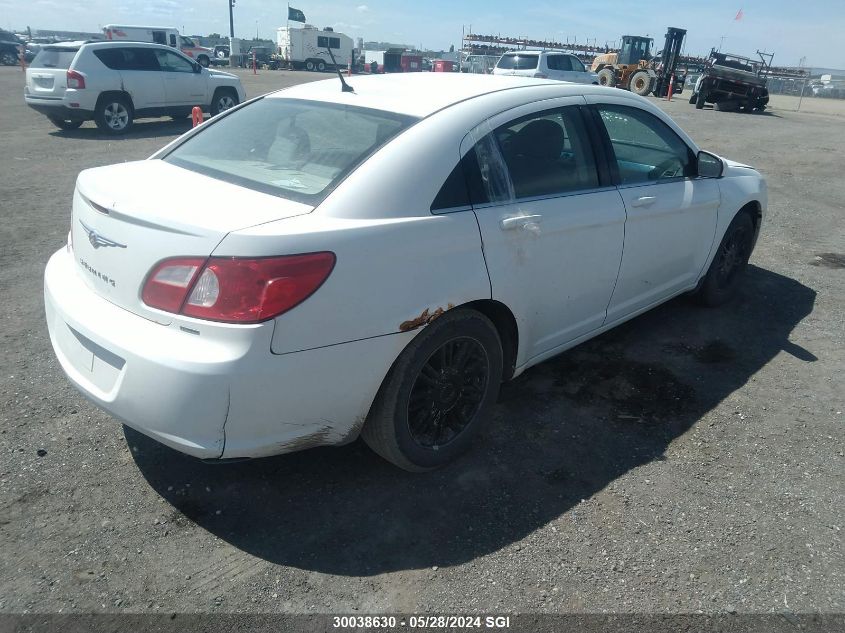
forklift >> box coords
[591,27,686,97]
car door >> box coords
[108,47,165,109]
[587,99,720,322]
[464,99,626,364]
[153,48,205,106]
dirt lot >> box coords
[0,66,843,621]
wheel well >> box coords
[463,300,519,381]
[739,200,763,240]
[96,91,133,113]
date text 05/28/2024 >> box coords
[332,615,512,628]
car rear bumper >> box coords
[25,98,93,121]
[44,247,410,460]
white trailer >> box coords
[276,25,353,71]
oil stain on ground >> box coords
[810,253,845,269]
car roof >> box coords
[268,73,589,117]
[80,41,180,51]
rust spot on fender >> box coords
[399,303,456,332]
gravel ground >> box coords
[0,66,843,620]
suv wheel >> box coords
[210,89,238,116]
[95,96,133,134]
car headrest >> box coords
[510,119,564,162]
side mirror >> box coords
[193,63,203,74]
[697,150,723,178]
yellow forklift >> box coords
[591,27,686,97]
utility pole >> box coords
[228,0,235,38]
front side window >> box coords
[496,54,538,70]
[155,49,194,73]
[570,56,586,72]
[596,104,694,184]
[493,106,599,199]
[164,98,417,204]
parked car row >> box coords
[24,41,245,133]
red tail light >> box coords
[67,70,86,89]
[142,253,336,324]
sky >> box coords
[2,0,844,68]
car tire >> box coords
[94,95,133,134]
[692,211,755,307]
[47,116,83,130]
[695,89,706,109]
[197,55,210,67]
[316,61,326,72]
[210,88,238,116]
[1,50,18,66]
[362,309,504,471]
[629,70,652,96]
[597,68,616,87]
[305,60,315,71]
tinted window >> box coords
[547,55,571,71]
[570,56,586,72]
[494,107,599,199]
[596,105,694,184]
[165,98,418,204]
[496,54,538,70]
[316,36,340,49]
[169,34,177,47]
[31,47,78,69]
[94,47,159,71]
[431,149,487,211]
[152,31,167,45]
[155,49,194,72]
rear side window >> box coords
[496,54,538,70]
[31,47,78,69]
[494,106,599,199]
[94,47,160,71]
[546,55,572,71]
[431,149,487,211]
[165,98,418,204]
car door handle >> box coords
[631,196,657,208]
[500,214,543,230]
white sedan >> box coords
[44,74,766,471]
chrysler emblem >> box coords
[79,220,126,250]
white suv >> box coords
[24,41,246,134]
[493,51,599,84]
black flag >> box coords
[288,6,306,22]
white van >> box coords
[103,25,214,67]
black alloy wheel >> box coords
[407,337,489,448]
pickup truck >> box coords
[690,50,769,112]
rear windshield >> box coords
[31,47,79,69]
[164,98,418,204]
[497,54,538,70]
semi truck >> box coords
[276,25,353,71]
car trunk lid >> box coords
[71,159,313,324]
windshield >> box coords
[497,54,539,70]
[164,98,418,204]
[31,47,79,69]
